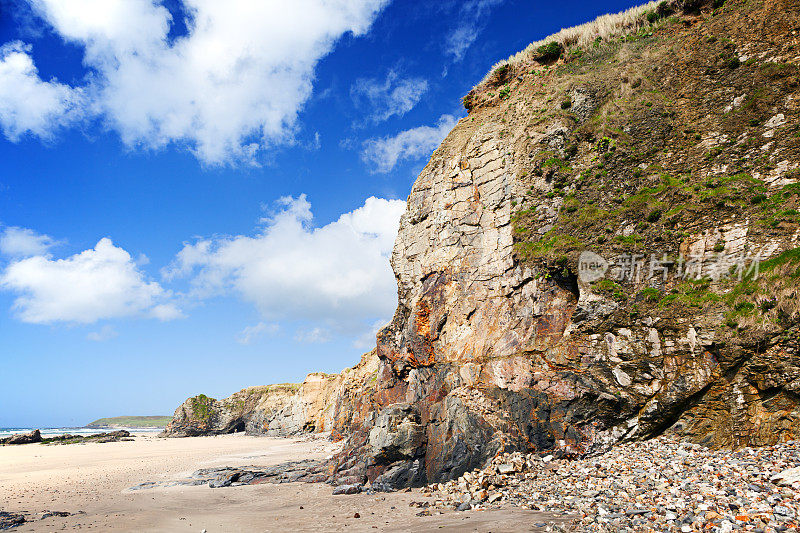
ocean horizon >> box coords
[0,427,164,438]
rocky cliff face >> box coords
[326,0,800,488]
[161,350,380,437]
[164,0,800,492]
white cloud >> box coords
[236,321,279,345]
[0,226,58,257]
[1,237,182,324]
[295,326,331,344]
[350,70,428,123]
[87,324,118,342]
[167,195,405,339]
[8,0,388,164]
[361,114,459,173]
[0,41,83,140]
[445,0,505,61]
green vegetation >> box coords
[658,278,721,310]
[721,247,800,329]
[493,0,797,346]
[86,416,172,428]
[639,287,662,302]
[490,64,511,87]
[190,394,216,424]
[514,232,584,263]
[594,279,627,302]
[533,42,563,62]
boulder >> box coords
[6,429,41,445]
[332,484,362,495]
[371,459,426,490]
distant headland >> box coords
[86,416,172,428]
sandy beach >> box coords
[0,433,562,532]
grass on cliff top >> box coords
[232,383,302,396]
[86,416,171,428]
[478,0,674,87]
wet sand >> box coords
[0,433,563,532]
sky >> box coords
[0,0,643,428]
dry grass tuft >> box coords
[477,0,669,87]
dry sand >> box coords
[0,433,563,532]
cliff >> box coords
[164,0,800,490]
[160,350,380,437]
[326,0,800,488]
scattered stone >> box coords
[425,435,800,532]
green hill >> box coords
[86,416,172,428]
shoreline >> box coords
[0,432,565,532]
[0,427,164,439]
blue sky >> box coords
[0,0,641,427]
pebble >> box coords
[422,435,800,532]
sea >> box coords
[0,427,163,438]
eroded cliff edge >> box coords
[165,0,800,491]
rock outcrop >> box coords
[325,0,800,488]
[40,430,132,445]
[1,429,41,445]
[161,350,380,437]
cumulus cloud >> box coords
[445,0,505,61]
[0,226,58,257]
[167,195,405,340]
[236,321,279,345]
[361,114,459,173]
[5,0,388,164]
[0,41,83,140]
[87,324,118,342]
[350,70,428,123]
[1,237,182,324]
